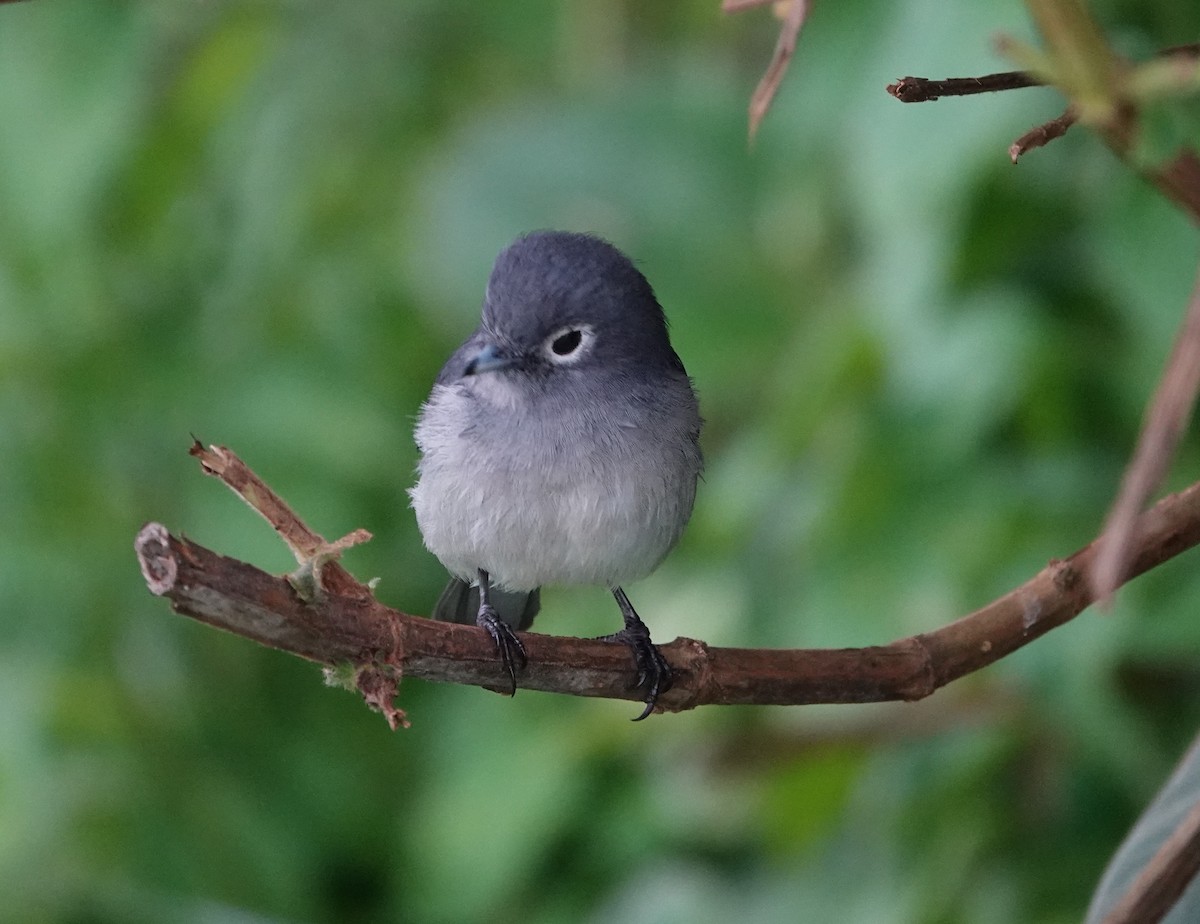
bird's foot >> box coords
[597,622,673,721]
[477,604,527,696]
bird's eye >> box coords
[544,325,594,364]
[552,330,582,355]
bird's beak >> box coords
[464,343,515,376]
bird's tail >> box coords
[432,578,541,631]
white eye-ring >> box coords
[544,324,595,365]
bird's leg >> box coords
[598,588,673,721]
[475,569,527,695]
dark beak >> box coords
[464,343,515,376]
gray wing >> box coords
[432,577,541,631]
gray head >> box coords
[456,231,686,384]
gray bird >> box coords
[410,230,702,720]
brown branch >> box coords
[886,44,1200,186]
[887,45,1200,105]
[886,72,1082,164]
[1100,799,1200,924]
[1009,106,1078,162]
[189,440,371,599]
[136,446,1200,727]
[887,71,1041,103]
[887,68,1081,158]
[734,0,812,141]
[1026,24,1200,223]
[1091,264,1200,602]
[888,67,1084,160]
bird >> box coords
[410,230,702,719]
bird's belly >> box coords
[411,450,692,592]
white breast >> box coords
[410,380,700,592]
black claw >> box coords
[605,587,672,720]
[476,604,527,695]
[632,699,656,723]
[602,626,672,721]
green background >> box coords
[2,1,1199,921]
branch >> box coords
[189,440,372,599]
[1009,106,1078,162]
[889,65,1077,162]
[1017,8,1200,222]
[724,0,812,140]
[886,70,1083,162]
[887,71,1042,103]
[887,44,1200,185]
[1091,265,1200,602]
[136,446,1200,727]
[1101,799,1200,924]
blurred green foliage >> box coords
[2,1,1200,922]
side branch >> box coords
[887,71,1041,102]
[887,68,1083,161]
[1009,107,1078,162]
[1100,798,1200,924]
[1091,265,1200,602]
[136,476,1200,720]
[723,0,813,140]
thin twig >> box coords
[1100,799,1200,924]
[747,0,811,140]
[887,71,1041,103]
[887,69,1079,158]
[136,446,1200,726]
[887,45,1200,169]
[886,44,1200,106]
[1091,264,1200,602]
[1010,106,1078,162]
[189,440,372,599]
